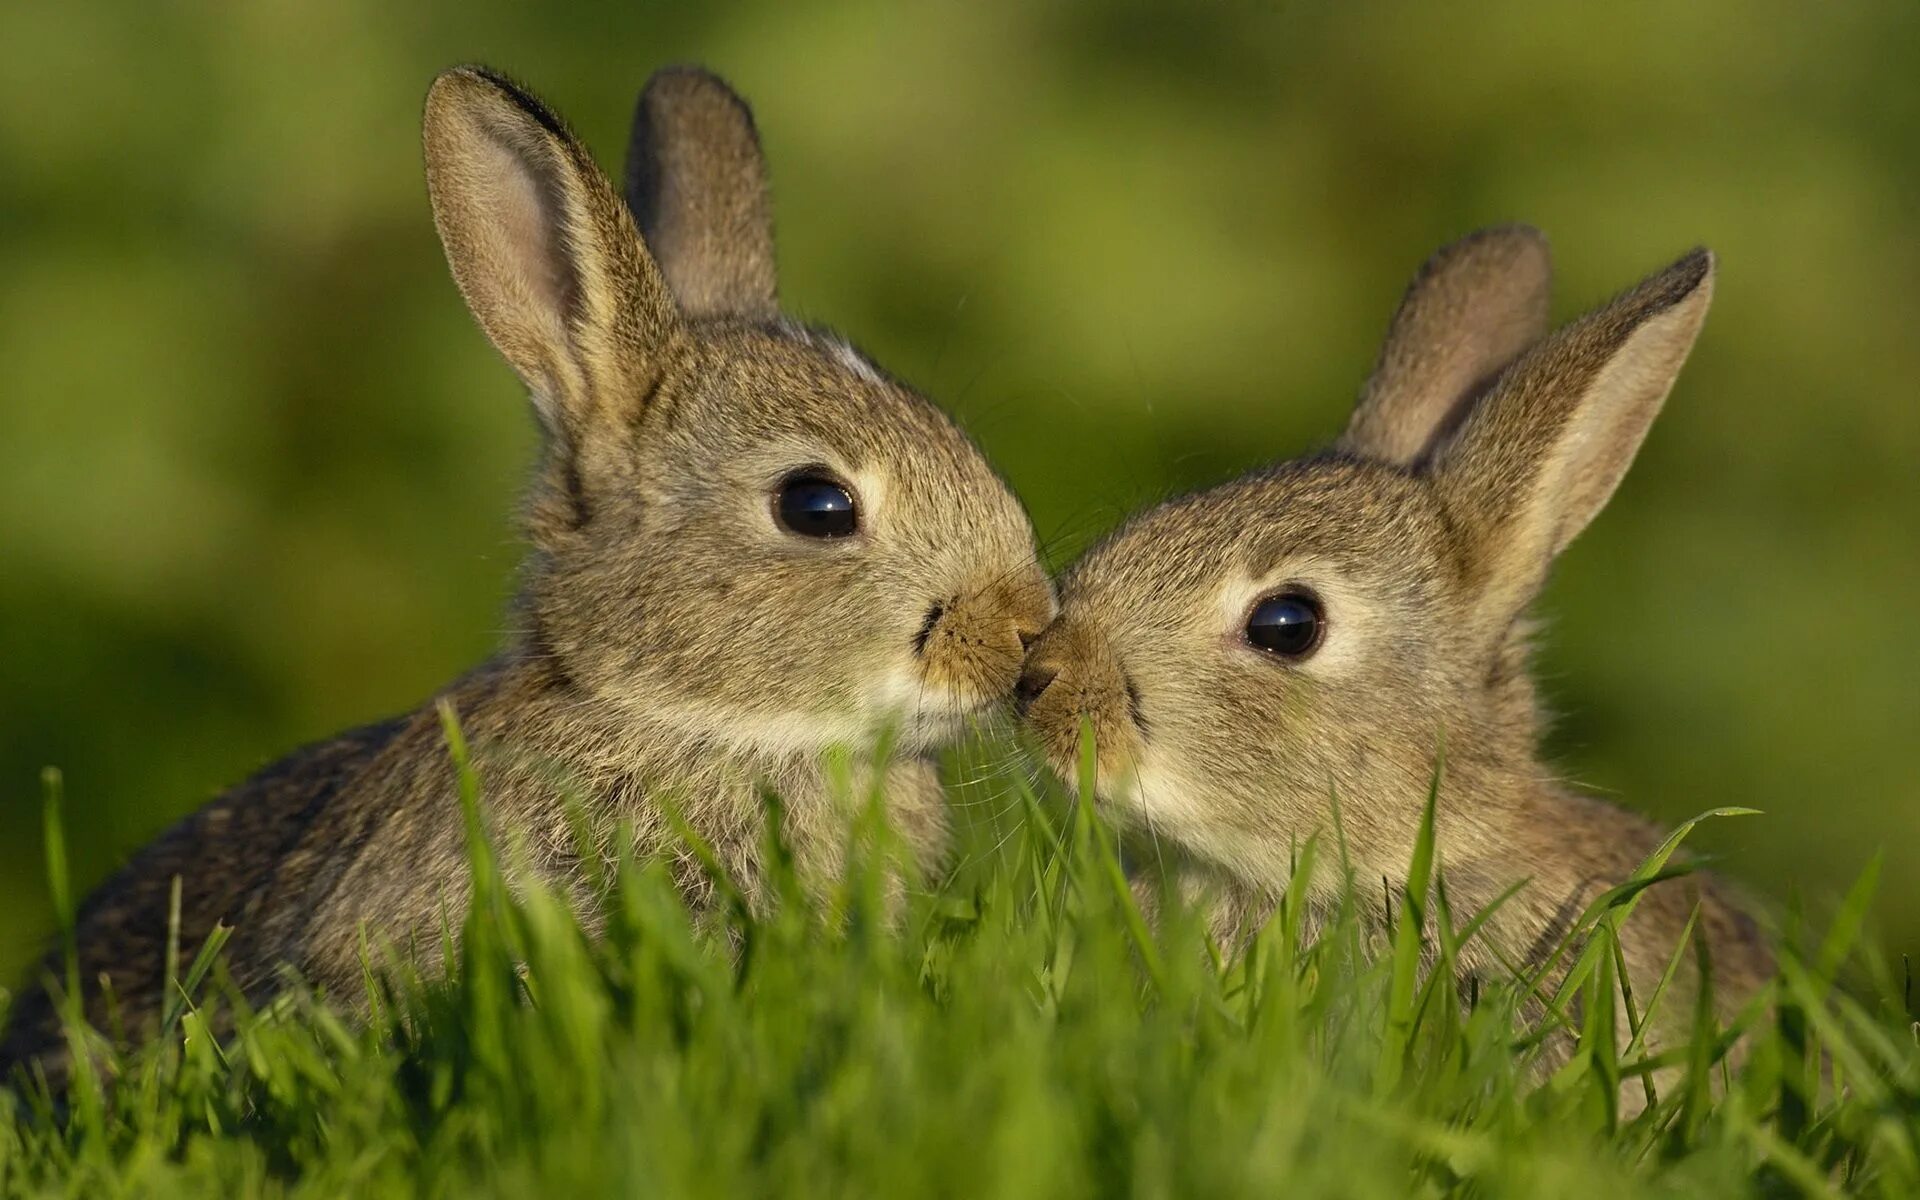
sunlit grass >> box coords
[2,717,1916,1197]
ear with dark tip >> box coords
[1338,225,1553,467]
[1434,248,1715,614]
[423,65,679,449]
[624,66,778,320]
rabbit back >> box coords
[1,716,404,1081]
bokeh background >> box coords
[3,2,1917,985]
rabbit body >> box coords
[1020,229,1772,1050]
[2,66,1051,1078]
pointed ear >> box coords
[1338,225,1552,467]
[623,66,778,320]
[423,66,679,447]
[1433,248,1714,613]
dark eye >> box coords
[775,472,858,539]
[1246,591,1324,659]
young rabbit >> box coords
[1017,228,1771,1048]
[2,66,1053,1079]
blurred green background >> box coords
[2,1,1917,985]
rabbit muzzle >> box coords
[908,565,1055,727]
[1015,614,1142,786]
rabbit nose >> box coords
[1017,623,1043,653]
[1014,662,1059,717]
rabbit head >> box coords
[423,66,1053,761]
[1018,228,1714,900]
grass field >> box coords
[3,717,1915,1198]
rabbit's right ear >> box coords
[423,67,679,448]
[1433,249,1714,624]
[624,67,778,320]
[1338,226,1552,467]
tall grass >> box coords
[1,719,1916,1198]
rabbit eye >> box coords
[1246,591,1323,659]
[775,471,858,539]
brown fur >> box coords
[1020,229,1771,1056]
[1337,224,1551,466]
[625,66,778,319]
[2,66,1052,1082]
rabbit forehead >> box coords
[1065,458,1451,621]
[658,323,1028,537]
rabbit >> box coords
[1,65,1054,1082]
[1016,227,1772,1054]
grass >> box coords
[1,717,1917,1198]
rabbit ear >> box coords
[423,66,679,447]
[1434,249,1714,615]
[1338,226,1553,467]
[623,67,778,320]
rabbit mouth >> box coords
[1014,657,1147,792]
[1021,705,1145,806]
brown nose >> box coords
[1014,661,1058,717]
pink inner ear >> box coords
[1540,297,1706,558]
[472,126,575,345]
[503,167,566,311]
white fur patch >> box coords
[831,340,884,386]
[1124,757,1332,896]
[642,658,977,766]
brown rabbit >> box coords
[2,66,1053,1079]
[1017,228,1771,1051]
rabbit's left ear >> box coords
[1339,226,1553,467]
[1434,249,1714,617]
[624,67,778,320]
[423,66,680,447]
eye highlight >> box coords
[1245,591,1324,660]
[774,471,859,539]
